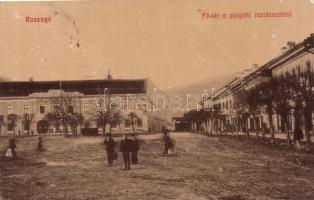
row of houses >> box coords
[0,78,171,136]
[189,34,314,140]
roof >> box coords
[210,34,314,98]
[0,79,147,97]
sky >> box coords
[0,0,314,90]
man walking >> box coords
[130,134,139,164]
[104,133,115,166]
[120,134,132,170]
[162,130,173,155]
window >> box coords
[24,105,30,114]
[40,106,45,114]
[7,105,13,114]
[137,118,142,127]
[125,119,131,128]
[7,123,14,131]
[24,123,30,131]
[123,101,129,111]
[84,104,90,112]
[54,104,60,112]
[68,105,74,114]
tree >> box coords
[22,113,35,136]
[68,112,84,136]
[94,92,118,136]
[271,75,295,146]
[7,114,19,135]
[233,89,250,138]
[44,112,59,133]
[246,87,263,141]
[52,93,76,136]
[288,64,314,148]
[95,108,111,136]
[112,111,123,133]
[0,115,4,135]
[184,110,200,132]
[128,112,139,133]
[255,79,276,143]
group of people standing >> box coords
[104,133,140,170]
[103,130,174,170]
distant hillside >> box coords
[165,72,237,118]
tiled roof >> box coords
[0,79,147,97]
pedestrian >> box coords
[130,134,139,164]
[162,130,173,155]
[9,137,17,159]
[294,126,304,150]
[120,134,132,170]
[104,133,116,167]
[37,137,44,152]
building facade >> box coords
[193,34,314,136]
[0,79,171,136]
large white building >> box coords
[0,78,171,136]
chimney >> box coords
[287,41,296,50]
[252,64,258,70]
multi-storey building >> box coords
[198,34,314,135]
[0,78,170,136]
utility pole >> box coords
[59,80,64,135]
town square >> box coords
[1,1,314,200]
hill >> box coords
[165,72,237,118]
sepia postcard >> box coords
[1,0,314,199]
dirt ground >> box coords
[1,132,314,200]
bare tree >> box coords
[233,89,250,138]
[51,93,76,136]
[112,111,123,133]
[68,112,84,136]
[246,87,263,141]
[254,80,276,143]
[271,75,295,146]
[128,112,139,133]
[0,115,4,135]
[44,112,60,133]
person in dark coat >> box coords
[130,134,140,164]
[37,137,44,152]
[104,134,115,166]
[162,130,173,155]
[294,126,303,150]
[9,137,17,159]
[120,135,132,170]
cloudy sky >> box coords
[0,0,314,90]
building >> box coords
[0,78,171,136]
[194,34,314,137]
